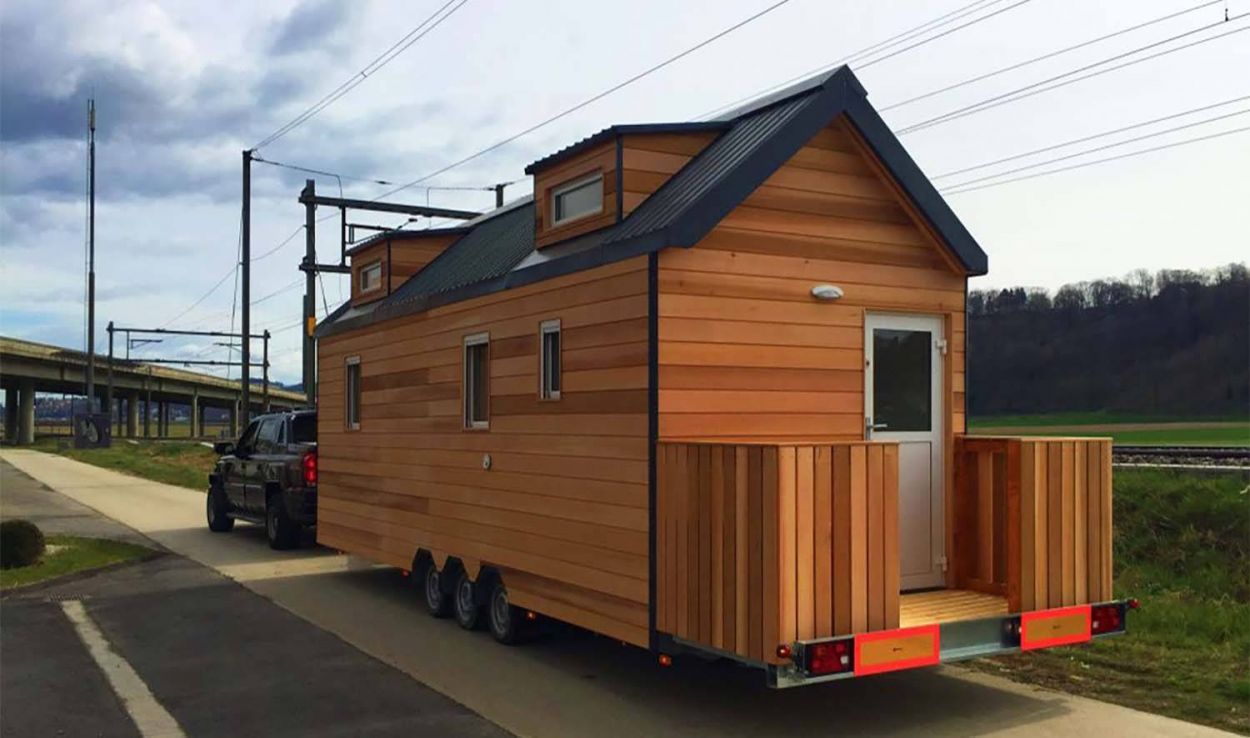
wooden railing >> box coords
[953,436,1113,613]
[657,441,899,664]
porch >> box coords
[655,435,1113,666]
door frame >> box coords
[863,311,946,591]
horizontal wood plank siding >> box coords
[620,132,717,217]
[318,255,651,646]
[657,440,898,663]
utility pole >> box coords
[241,149,252,426]
[302,179,317,407]
[86,99,97,410]
[494,182,506,208]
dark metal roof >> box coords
[343,225,471,256]
[524,122,727,174]
[317,65,988,339]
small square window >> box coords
[552,174,603,226]
[359,261,383,293]
[463,333,489,429]
[345,356,362,430]
[540,320,561,400]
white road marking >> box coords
[60,600,186,738]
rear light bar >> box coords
[301,450,317,486]
[799,638,854,677]
[1091,602,1127,636]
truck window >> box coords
[237,420,261,455]
[256,417,281,453]
[291,415,316,443]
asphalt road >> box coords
[1,449,1232,738]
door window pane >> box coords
[872,328,931,432]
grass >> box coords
[968,411,1249,427]
[968,412,1250,446]
[0,535,152,589]
[32,438,218,490]
[968,469,1250,734]
[1105,426,1250,446]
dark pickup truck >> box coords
[206,409,317,549]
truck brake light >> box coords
[302,450,317,486]
[803,638,853,676]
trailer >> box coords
[312,65,1131,686]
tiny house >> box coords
[315,66,1131,686]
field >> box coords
[26,419,232,439]
[31,438,218,490]
[0,535,153,589]
[969,468,1250,734]
[969,412,1249,446]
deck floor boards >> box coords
[899,589,1008,627]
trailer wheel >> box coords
[488,580,524,645]
[421,560,452,618]
[453,571,482,630]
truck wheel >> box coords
[206,484,234,532]
[453,571,482,630]
[488,581,524,645]
[421,561,452,618]
[265,492,300,550]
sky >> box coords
[1,0,1247,384]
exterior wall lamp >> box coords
[811,284,844,301]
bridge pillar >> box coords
[190,389,200,439]
[157,401,166,437]
[126,392,139,438]
[4,387,16,442]
[144,388,152,438]
[18,379,35,445]
[229,402,238,438]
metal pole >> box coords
[241,149,252,427]
[86,99,97,410]
[495,183,505,208]
[302,179,317,406]
[263,330,270,413]
[106,321,114,421]
[144,370,152,437]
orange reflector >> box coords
[658,654,673,667]
[775,644,792,660]
[853,624,940,676]
[306,317,317,337]
[525,610,538,621]
[401,570,410,577]
[1021,605,1091,650]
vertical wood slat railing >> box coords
[657,440,899,665]
[953,436,1114,613]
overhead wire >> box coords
[252,0,469,150]
[853,0,1035,71]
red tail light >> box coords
[1090,604,1124,635]
[302,450,317,486]
[803,638,853,676]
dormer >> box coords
[525,123,723,248]
[347,229,464,306]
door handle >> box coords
[866,418,888,436]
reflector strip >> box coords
[1020,605,1091,651]
[854,624,940,676]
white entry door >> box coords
[864,313,945,591]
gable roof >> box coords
[318,66,987,338]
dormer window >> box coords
[552,173,603,226]
[359,261,383,293]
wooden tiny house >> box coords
[315,66,1128,685]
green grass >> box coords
[1106,426,1250,446]
[968,413,1250,446]
[969,469,1250,734]
[0,535,152,589]
[968,411,1249,427]
[32,439,218,490]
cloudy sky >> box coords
[2,0,1247,384]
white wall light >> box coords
[810,284,844,301]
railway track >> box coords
[1112,444,1249,470]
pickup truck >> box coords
[206,409,317,549]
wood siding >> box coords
[953,436,1113,612]
[657,440,899,664]
[620,132,717,217]
[657,117,968,445]
[317,255,652,646]
[349,234,459,305]
[533,140,617,248]
[350,242,388,306]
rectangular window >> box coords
[552,173,603,226]
[463,333,489,429]
[345,356,361,430]
[539,319,561,400]
[359,261,383,293]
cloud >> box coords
[269,0,354,56]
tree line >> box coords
[967,263,1249,418]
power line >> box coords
[376,0,795,200]
[252,155,394,185]
[254,224,306,263]
[252,0,469,150]
[898,14,1250,135]
[942,125,1250,194]
[698,0,1006,120]
[940,107,1250,188]
[880,0,1224,112]
[932,94,1250,179]
[854,0,1034,71]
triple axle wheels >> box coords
[415,557,526,644]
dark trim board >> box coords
[646,250,660,651]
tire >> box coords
[206,484,234,532]
[488,580,524,645]
[453,571,482,630]
[421,560,452,618]
[265,491,300,550]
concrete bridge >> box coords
[0,336,306,445]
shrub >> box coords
[1,519,46,569]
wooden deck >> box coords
[899,589,1008,628]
